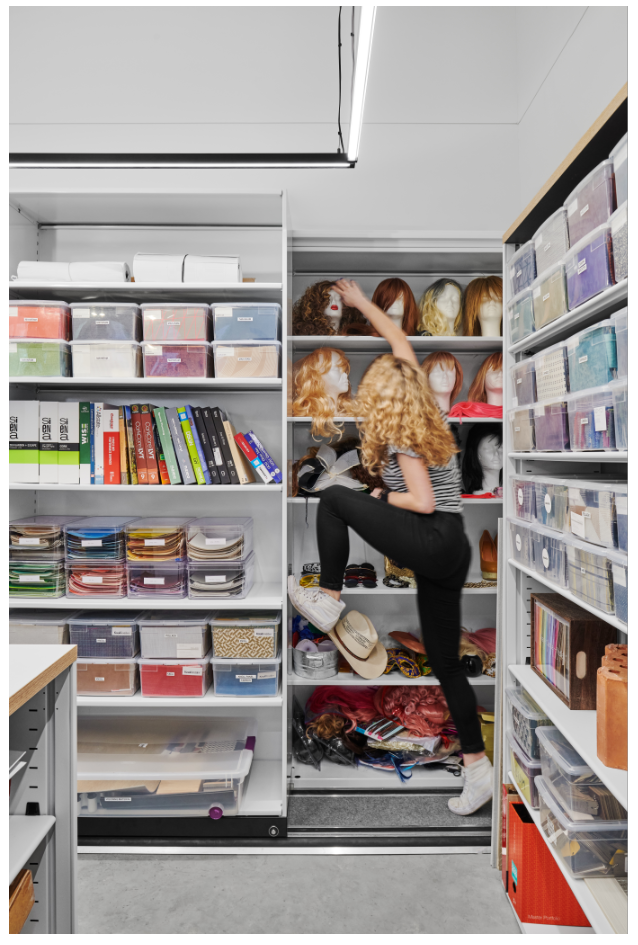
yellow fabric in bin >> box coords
[77,780,160,793]
[155,780,203,795]
[479,711,494,764]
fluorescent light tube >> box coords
[347,6,376,163]
[9,153,356,170]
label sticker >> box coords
[24,317,38,322]
[237,675,256,682]
[81,539,103,547]
[567,199,578,217]
[166,321,181,326]
[182,665,203,676]
[166,671,175,676]
[18,537,41,545]
[578,355,588,363]
[517,488,524,506]
[593,405,606,432]
[145,538,165,546]
[516,377,522,385]
[571,512,585,539]
[582,510,591,518]
[94,677,105,682]
[513,313,519,320]
[215,307,233,317]
[176,644,203,658]
[96,320,110,325]
[238,357,252,362]
[205,575,226,583]
[19,574,41,582]
[545,494,552,513]
[82,575,103,584]
[105,797,131,801]
[20,358,36,362]
[254,628,274,637]
[514,426,521,432]
[516,269,522,278]
[112,627,132,635]
[581,417,589,425]
[577,259,587,274]
[515,534,522,551]
[542,293,550,302]
[612,564,627,587]
[579,203,589,217]
[167,358,182,363]
[543,241,551,252]
[96,638,106,643]
[164,632,178,638]
[205,538,226,545]
[73,308,90,317]
[237,317,253,322]
[213,448,223,465]
[144,577,165,585]
[258,671,277,679]
[542,548,550,569]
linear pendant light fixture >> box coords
[9,8,376,170]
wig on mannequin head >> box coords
[292,347,352,439]
[371,278,420,335]
[421,351,464,405]
[460,276,503,337]
[468,352,503,403]
[462,423,503,494]
[417,279,464,336]
[292,280,372,336]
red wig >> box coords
[371,278,420,336]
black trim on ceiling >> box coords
[9,152,356,169]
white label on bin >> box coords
[205,538,226,545]
[148,346,162,355]
[145,538,165,546]
[20,358,36,362]
[579,203,589,217]
[516,378,522,385]
[254,628,274,637]
[105,797,130,801]
[542,293,550,302]
[567,199,578,217]
[96,320,109,325]
[96,638,106,643]
[74,309,90,318]
[514,426,520,432]
[218,348,234,357]
[581,417,589,425]
[96,356,110,360]
[237,675,256,682]
[238,357,252,362]
[167,358,181,363]
[182,665,203,675]
[19,574,41,582]
[616,497,627,514]
[112,627,132,635]
[166,672,175,676]
[571,512,585,539]
[82,539,102,547]
[581,567,586,573]
[594,406,606,431]
[94,677,105,682]
[24,317,38,322]
[543,242,551,253]
[545,494,552,513]
[517,488,523,506]
[612,564,626,587]
[215,308,232,317]
[513,313,519,320]
[205,575,226,583]
[9,344,16,353]
[515,269,522,278]
[258,671,276,679]
[237,317,253,322]
[144,577,165,585]
[577,259,587,274]
[583,510,591,518]
[542,549,550,569]
[82,575,103,584]
[515,534,522,552]
[167,321,181,326]
[533,287,541,298]
[19,537,41,545]
[578,355,588,364]
[145,310,161,319]
[176,644,202,658]
[238,638,250,644]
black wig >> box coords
[462,423,503,494]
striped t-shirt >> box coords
[381,445,463,513]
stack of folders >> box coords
[9,400,281,487]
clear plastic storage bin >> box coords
[141,304,211,342]
[531,264,568,330]
[565,535,626,616]
[142,342,212,378]
[609,133,627,206]
[10,514,80,558]
[68,611,143,658]
[212,303,281,341]
[139,655,212,698]
[186,517,254,562]
[614,484,627,554]
[610,309,627,377]
[9,609,74,644]
[508,408,535,451]
[532,207,570,278]
[127,561,188,599]
[511,477,536,522]
[507,732,542,808]
[188,552,255,600]
[532,400,570,451]
[211,611,281,659]
[536,775,627,879]
[510,359,537,407]
[77,715,256,817]
[505,687,552,760]
[76,658,139,696]
[139,612,212,659]
[126,517,192,561]
[533,342,570,400]
[610,379,627,451]
[66,558,127,598]
[609,202,627,283]
[611,553,628,624]
[534,479,569,531]
[508,241,537,296]
[566,480,621,548]
[9,301,71,341]
[71,340,142,378]
[64,517,136,560]
[212,653,281,697]
[566,385,616,451]
[71,303,142,342]
[507,289,535,344]
[565,225,614,310]
[10,340,72,377]
[564,159,616,245]
[212,341,281,379]
[508,519,534,568]
[530,524,567,586]
[9,558,66,598]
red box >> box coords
[139,657,211,697]
[502,784,519,890]
[507,802,590,927]
[9,302,71,341]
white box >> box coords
[9,400,40,483]
[183,255,242,284]
[133,253,185,283]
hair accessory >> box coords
[383,575,410,588]
[299,573,320,587]
[302,562,321,574]
[383,647,421,678]
[344,563,378,588]
[384,556,417,587]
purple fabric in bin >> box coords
[534,402,570,451]
[144,343,211,378]
[566,229,614,310]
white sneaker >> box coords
[288,575,345,634]
[448,755,493,816]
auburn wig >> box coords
[292,280,371,336]
[417,279,464,336]
[292,347,352,439]
[371,278,420,336]
[421,351,464,406]
[460,276,503,336]
[467,352,503,403]
[461,423,503,494]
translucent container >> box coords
[532,207,570,278]
[533,342,569,400]
[511,477,536,522]
[127,561,188,599]
[609,133,627,206]
[611,553,628,624]
[9,558,66,598]
[64,517,137,560]
[564,159,616,245]
[71,340,142,378]
[125,517,192,561]
[212,303,281,341]
[532,400,570,451]
[566,385,616,451]
[77,715,255,817]
[613,484,627,554]
[610,308,627,377]
[9,301,71,341]
[10,340,72,377]
[510,359,537,407]
[609,202,627,283]
[530,524,567,586]
[507,731,542,808]
[66,558,128,598]
[68,611,142,658]
[76,657,139,696]
[565,535,626,615]
[566,480,622,548]
[531,263,568,330]
[212,652,281,697]
[186,517,254,562]
[610,379,627,451]
[9,609,74,644]
[188,552,255,600]
[142,341,212,378]
[508,241,537,296]
[508,407,535,451]
[141,304,211,342]
[139,612,213,659]
[505,687,552,760]
[508,519,534,568]
[536,727,627,821]
[210,611,281,659]
[534,479,569,531]
[213,341,281,379]
[565,225,614,310]
[507,289,535,344]
[71,303,142,342]
[10,514,80,559]
[536,775,627,879]
[139,655,212,698]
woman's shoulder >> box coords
[387,444,421,459]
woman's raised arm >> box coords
[332,279,419,367]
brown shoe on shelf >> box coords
[479,530,497,580]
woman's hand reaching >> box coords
[332,279,369,312]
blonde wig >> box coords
[371,278,420,335]
[292,280,371,336]
[417,279,464,336]
[292,347,352,439]
[421,351,464,406]
[467,352,503,403]
[460,276,503,337]
[354,354,458,475]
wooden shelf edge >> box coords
[10,646,77,716]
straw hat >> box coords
[327,611,388,679]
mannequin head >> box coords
[293,347,352,438]
[460,276,503,337]
[324,288,342,332]
[462,424,503,495]
[292,281,371,336]
[421,352,464,414]
[417,279,463,336]
[371,278,420,335]
[467,352,503,406]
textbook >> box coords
[93,403,105,485]
[211,407,240,485]
[166,407,195,485]
[202,406,229,484]
[58,401,80,484]
[234,432,272,483]
[177,406,206,485]
[246,431,282,483]
[140,404,159,485]
[124,405,138,485]
[79,402,91,485]
[103,406,120,485]
[191,405,220,485]
[153,406,181,484]
[131,404,147,484]
[118,407,130,484]
[185,405,212,484]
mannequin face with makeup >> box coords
[385,295,405,329]
[473,433,503,495]
[478,298,502,337]
[323,289,343,332]
[427,363,457,414]
[323,351,350,405]
[484,367,503,406]
[437,283,462,334]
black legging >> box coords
[317,484,485,754]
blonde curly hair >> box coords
[292,347,353,439]
[354,354,458,474]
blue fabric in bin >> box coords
[213,657,280,696]
[567,323,617,392]
[213,304,280,341]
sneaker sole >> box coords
[287,575,340,635]
[448,787,493,817]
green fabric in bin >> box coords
[9,340,72,377]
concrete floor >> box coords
[77,852,520,934]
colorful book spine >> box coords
[177,407,206,485]
[9,400,40,483]
[202,407,229,484]
[39,401,59,484]
[94,403,104,485]
[211,407,240,485]
[185,405,212,484]
[151,413,171,485]
[246,431,282,483]
[103,407,120,485]
[191,406,220,485]
[153,407,181,485]
[131,404,147,484]
[124,405,138,485]
[58,401,80,484]
[79,402,91,485]
[166,407,195,485]
[118,407,130,484]
[223,415,254,485]
[90,403,95,484]
[140,405,159,485]
[234,432,272,483]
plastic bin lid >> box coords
[138,611,213,627]
[507,730,541,772]
[609,133,627,162]
[564,383,616,405]
[507,406,534,419]
[70,339,141,346]
[535,726,592,776]
[71,302,141,312]
[141,341,212,348]
[10,299,71,310]
[210,611,281,627]
[141,303,210,312]
[210,651,281,665]
[563,531,627,565]
[564,159,614,208]
[65,556,126,566]
[9,609,77,625]
[188,516,253,529]
[532,205,568,243]
[65,516,138,532]
[212,340,282,349]
[138,650,211,666]
[68,610,146,625]
[211,302,281,313]
[127,517,194,530]
[11,515,82,527]
[507,286,534,311]
[529,522,566,542]
[506,686,550,722]
[528,261,565,291]
[533,339,569,363]
[11,338,71,348]
[508,518,532,531]
[564,223,612,262]
[535,775,627,831]
[610,306,627,327]
[77,657,137,665]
